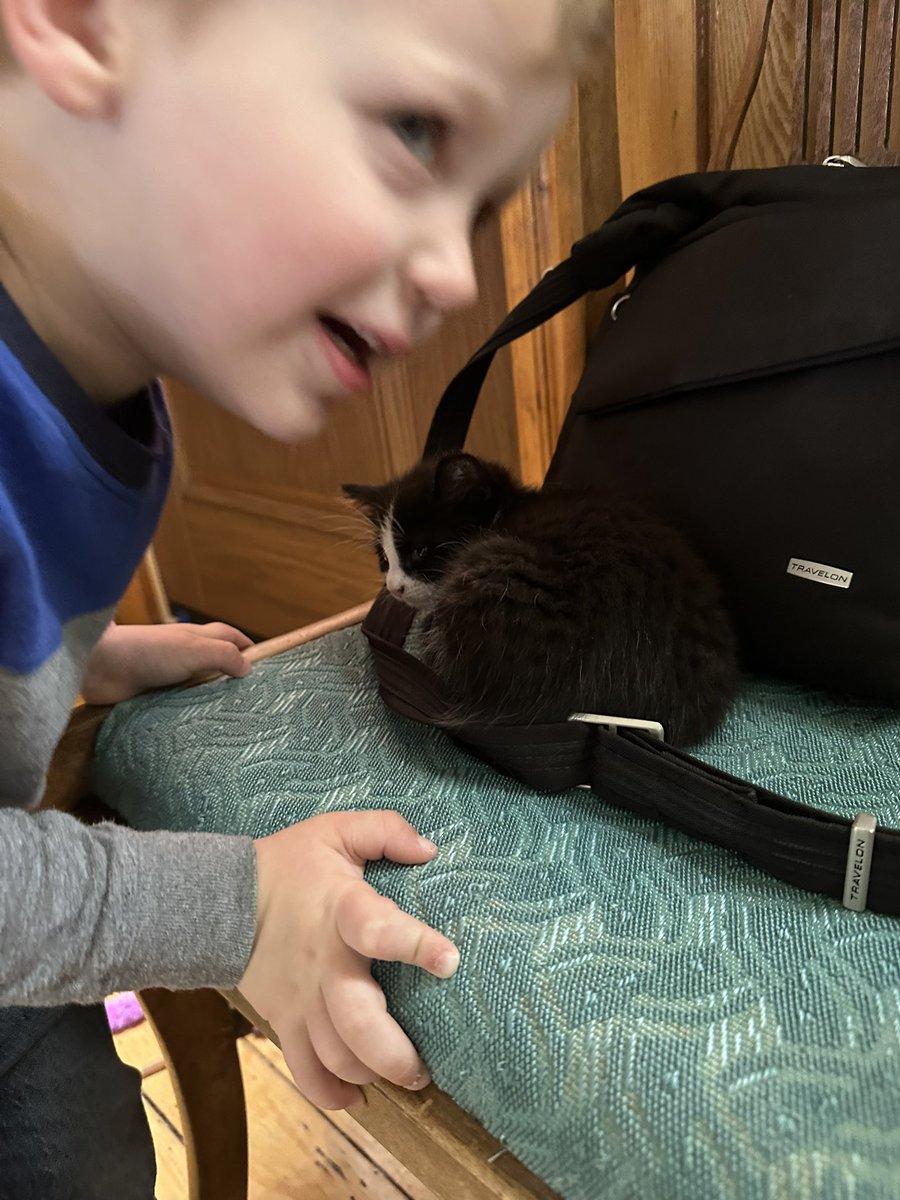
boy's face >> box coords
[64,0,573,440]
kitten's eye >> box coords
[386,113,447,169]
[411,546,429,564]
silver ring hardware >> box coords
[610,293,632,321]
[842,812,878,912]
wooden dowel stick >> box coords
[244,601,372,666]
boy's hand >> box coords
[81,621,253,704]
[239,811,460,1110]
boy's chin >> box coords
[219,385,328,444]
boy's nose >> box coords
[405,228,479,314]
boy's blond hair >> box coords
[0,1,612,77]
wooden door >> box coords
[615,0,900,197]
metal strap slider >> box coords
[842,812,878,912]
[568,712,665,740]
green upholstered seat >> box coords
[91,626,900,1200]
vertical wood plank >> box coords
[806,0,839,160]
[707,0,772,168]
[859,0,900,157]
[889,4,900,153]
[614,0,702,196]
[726,0,809,168]
[500,92,587,485]
[832,0,866,152]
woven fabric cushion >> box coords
[91,626,900,1200]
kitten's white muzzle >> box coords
[386,573,435,610]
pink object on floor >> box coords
[104,992,145,1034]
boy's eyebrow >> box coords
[397,49,503,124]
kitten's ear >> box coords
[433,453,490,502]
[341,483,387,522]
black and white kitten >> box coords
[344,453,739,745]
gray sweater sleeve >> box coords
[0,807,258,1005]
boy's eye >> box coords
[386,113,446,169]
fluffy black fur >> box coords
[344,453,739,746]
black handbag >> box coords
[362,164,900,917]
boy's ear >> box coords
[1,0,128,117]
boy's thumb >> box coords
[199,639,252,680]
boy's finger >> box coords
[306,1000,381,1087]
[324,973,431,1092]
[191,622,254,651]
[336,809,439,867]
[192,639,252,679]
[279,1020,364,1111]
[335,884,460,979]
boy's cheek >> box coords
[169,187,399,331]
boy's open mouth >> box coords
[319,314,377,368]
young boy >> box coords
[0,0,606,1193]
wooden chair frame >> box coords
[44,604,559,1200]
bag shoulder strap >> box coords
[362,592,899,917]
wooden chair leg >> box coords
[139,987,249,1200]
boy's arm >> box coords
[0,801,460,1109]
[0,807,257,1004]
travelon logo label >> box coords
[787,558,854,589]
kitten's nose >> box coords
[386,572,406,598]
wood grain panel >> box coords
[615,0,703,195]
[806,0,839,160]
[707,0,770,168]
[710,0,900,170]
[833,0,867,152]
[500,93,587,485]
[888,5,900,151]
[169,488,380,637]
[859,0,900,159]
[728,0,809,167]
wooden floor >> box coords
[114,1016,438,1200]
